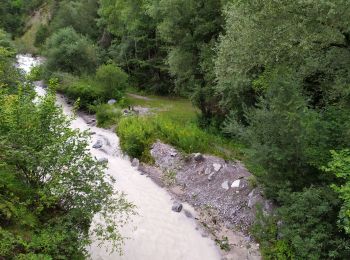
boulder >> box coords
[194,153,204,162]
[131,158,140,168]
[107,99,117,105]
[172,202,183,212]
[92,140,103,149]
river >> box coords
[16,54,221,260]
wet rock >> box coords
[172,202,183,212]
[107,99,117,105]
[194,153,204,162]
[98,157,108,164]
[231,179,240,188]
[93,140,103,149]
[213,163,222,172]
[221,180,229,190]
[131,158,140,167]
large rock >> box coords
[92,140,103,149]
[107,99,117,105]
[172,202,183,212]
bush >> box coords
[96,63,129,100]
[96,104,123,128]
[44,27,98,75]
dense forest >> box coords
[1,0,350,259]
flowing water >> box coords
[17,54,221,260]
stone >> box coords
[221,180,229,190]
[231,179,240,188]
[92,140,103,149]
[131,158,139,167]
[170,152,177,157]
[194,153,204,162]
[107,99,117,105]
[98,157,108,164]
[213,163,222,172]
[208,172,215,181]
[172,202,183,212]
[204,168,211,175]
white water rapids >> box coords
[16,54,221,260]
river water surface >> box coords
[16,54,221,260]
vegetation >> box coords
[1,0,349,258]
[0,32,133,259]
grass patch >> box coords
[96,104,123,128]
[117,114,243,162]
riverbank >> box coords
[18,54,224,260]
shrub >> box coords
[34,24,50,47]
[96,63,129,100]
[96,104,123,128]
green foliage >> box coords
[277,187,349,259]
[0,79,134,258]
[96,63,129,100]
[117,114,241,162]
[324,149,350,234]
[44,27,98,75]
[34,24,49,47]
[50,0,100,40]
[98,0,172,94]
[96,104,123,128]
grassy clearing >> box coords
[113,90,245,162]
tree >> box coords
[50,0,100,40]
[96,63,129,100]
[324,149,350,235]
[44,27,98,75]
[148,0,227,117]
[215,0,350,120]
[98,0,172,94]
[0,80,134,258]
